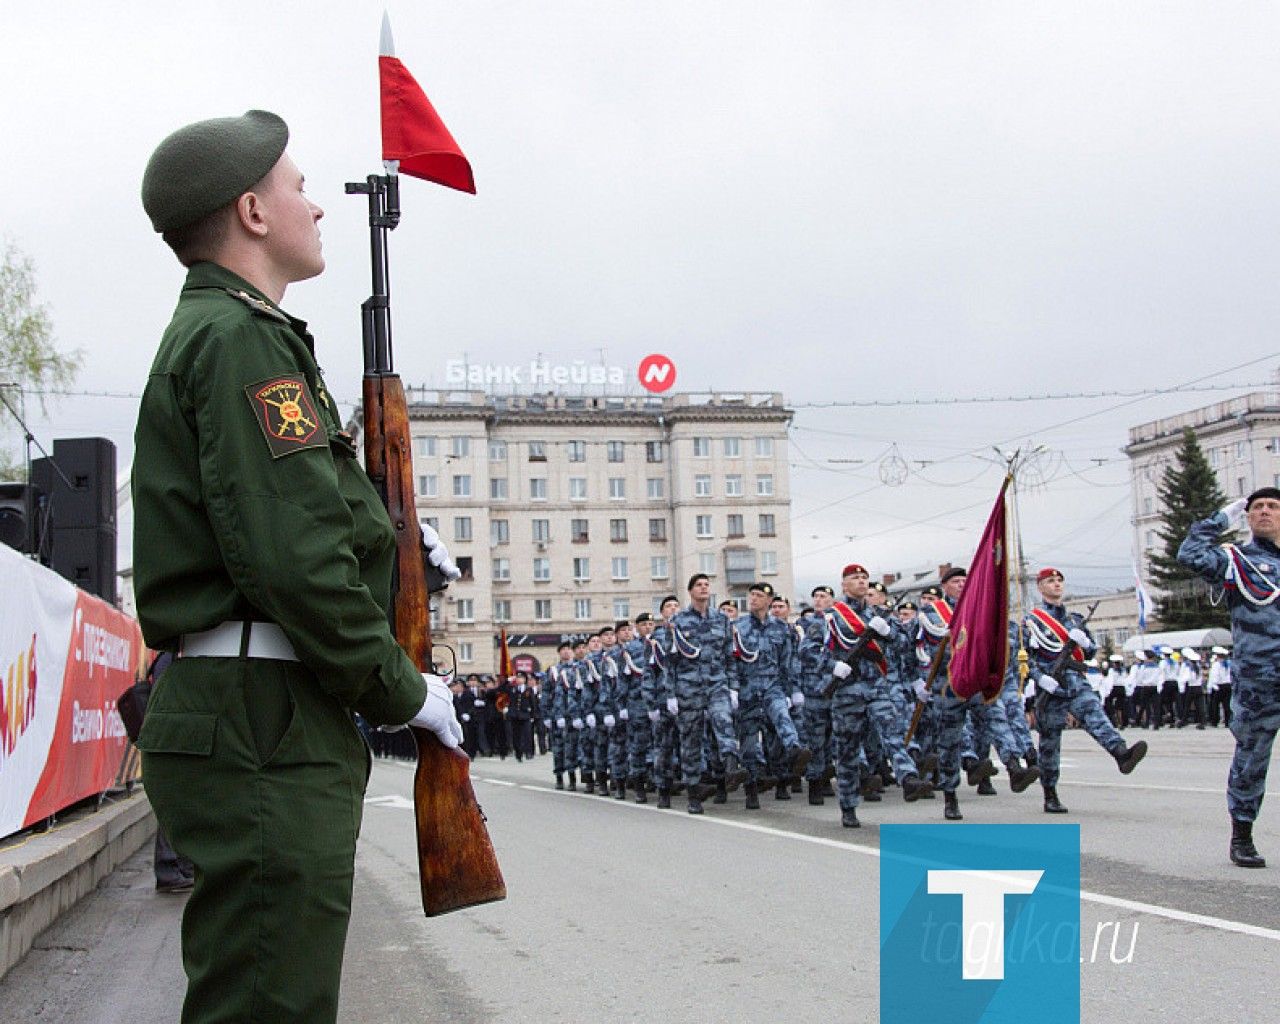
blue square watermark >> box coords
[880,824,1080,1024]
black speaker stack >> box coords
[2,437,118,605]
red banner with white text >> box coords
[0,543,146,838]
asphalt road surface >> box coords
[3,727,1277,1022]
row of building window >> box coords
[416,473,776,501]
[414,436,777,461]
[423,513,778,545]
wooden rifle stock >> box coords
[363,373,506,916]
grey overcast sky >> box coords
[3,3,1279,597]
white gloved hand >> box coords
[408,674,463,749]
[572,717,584,730]
[556,717,566,729]
[420,522,463,581]
[1068,628,1091,649]
[1221,498,1248,531]
[575,679,584,690]
[586,713,597,729]
[619,708,629,721]
[648,709,660,723]
[729,689,740,711]
[790,690,806,708]
[913,679,931,703]
[1037,674,1060,695]
[603,714,616,729]
[666,697,679,715]
[916,647,931,666]
[461,713,471,722]
[474,699,485,708]
[868,617,891,637]
[542,718,552,729]
[831,661,853,680]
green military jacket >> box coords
[132,261,425,727]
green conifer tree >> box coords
[1148,427,1231,629]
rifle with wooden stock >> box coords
[349,170,506,917]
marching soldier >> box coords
[648,595,683,808]
[625,614,657,802]
[547,642,575,789]
[799,585,838,804]
[573,639,597,789]
[1025,567,1147,815]
[662,574,746,814]
[1178,489,1280,867]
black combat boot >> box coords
[597,772,611,796]
[1004,758,1040,794]
[688,796,704,815]
[789,746,813,781]
[689,778,717,803]
[841,807,860,828]
[614,776,627,800]
[790,778,803,793]
[964,757,996,788]
[1024,747,1038,768]
[567,770,577,792]
[902,773,933,802]
[1114,741,1148,775]
[860,772,883,800]
[713,779,728,804]
[1043,786,1068,814]
[976,777,997,796]
[944,791,963,820]
[555,772,565,791]
[633,777,648,804]
[581,769,594,788]
[723,753,747,792]
[657,788,672,809]
[745,781,761,810]
[808,779,825,806]
[1230,819,1267,868]
[775,780,792,800]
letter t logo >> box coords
[927,869,1043,980]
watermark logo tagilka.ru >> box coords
[881,824,1081,1024]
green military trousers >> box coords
[139,654,371,1024]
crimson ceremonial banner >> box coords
[497,627,513,680]
[947,476,1012,700]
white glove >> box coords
[556,717,566,729]
[832,661,853,680]
[461,713,471,722]
[586,713,597,729]
[648,709,660,723]
[408,674,463,749]
[474,699,485,708]
[603,714,616,729]
[729,689,740,710]
[619,708,629,721]
[790,691,806,708]
[868,617,891,637]
[667,697,679,715]
[575,680,583,690]
[420,522,463,581]
[916,647,931,666]
[913,679,931,702]
[1221,498,1248,532]
[1037,674,1060,695]
[542,718,552,729]
[1068,628,1091,649]
[572,717,584,730]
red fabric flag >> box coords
[379,54,476,193]
[497,627,512,680]
[947,476,1012,701]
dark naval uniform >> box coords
[132,261,427,1023]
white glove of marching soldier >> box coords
[603,714,616,729]
[790,691,805,708]
[542,718,552,729]
[868,616,891,637]
[1067,627,1092,650]
[619,708,629,721]
[831,661,853,680]
[666,697,679,716]
[408,674,463,749]
[556,718,566,729]
[913,679,931,703]
[572,717,584,730]
[419,522,463,581]
[648,709,660,723]
[1037,674,1060,695]
[729,689,739,711]
[1221,497,1248,533]
[585,713,597,729]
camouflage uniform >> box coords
[733,611,805,781]
[663,604,740,787]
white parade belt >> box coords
[179,621,299,661]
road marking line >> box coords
[504,777,1280,943]
[478,778,517,787]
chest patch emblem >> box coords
[245,376,327,458]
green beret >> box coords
[142,109,289,233]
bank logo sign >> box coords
[880,824,1080,1024]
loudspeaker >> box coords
[50,525,117,605]
[33,437,116,530]
[0,481,39,553]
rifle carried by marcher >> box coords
[1030,601,1100,725]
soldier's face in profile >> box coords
[1247,497,1280,540]
[942,576,965,601]
[256,153,325,283]
[661,599,679,620]
[747,590,769,614]
[843,572,869,600]
[1038,575,1065,603]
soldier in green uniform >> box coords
[132,110,463,1024]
